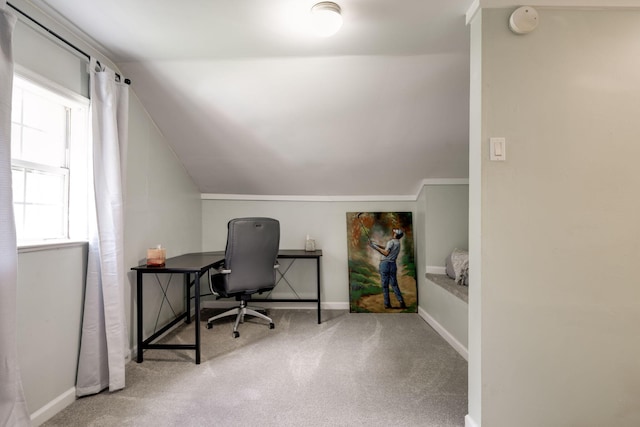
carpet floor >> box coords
[42,309,468,427]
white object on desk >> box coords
[305,235,316,252]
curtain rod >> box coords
[7,2,131,85]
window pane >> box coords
[25,170,65,205]
[21,127,66,166]
[11,74,88,243]
[11,168,25,203]
[18,90,67,166]
[22,91,66,133]
[23,204,65,240]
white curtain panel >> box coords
[76,59,129,396]
[0,3,31,425]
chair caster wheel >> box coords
[206,322,213,329]
[233,331,240,338]
[269,323,275,329]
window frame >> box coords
[12,66,90,247]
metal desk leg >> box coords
[194,273,201,364]
[136,270,144,363]
[317,256,321,324]
[185,273,191,324]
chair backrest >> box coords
[222,217,280,295]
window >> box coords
[11,73,89,244]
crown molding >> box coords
[467,0,640,24]
[201,179,469,202]
[200,194,417,202]
[420,178,469,186]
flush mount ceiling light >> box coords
[311,2,343,37]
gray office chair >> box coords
[206,217,280,338]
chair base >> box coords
[205,299,275,338]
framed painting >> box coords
[346,212,417,313]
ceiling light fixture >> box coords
[311,2,343,37]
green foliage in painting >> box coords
[348,259,379,304]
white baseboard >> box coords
[465,414,479,427]
[418,306,468,361]
[426,265,447,275]
[30,387,76,427]
[322,302,349,310]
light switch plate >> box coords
[490,137,506,161]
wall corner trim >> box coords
[466,0,480,25]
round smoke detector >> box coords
[509,6,539,35]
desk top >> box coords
[275,249,322,259]
[131,252,223,273]
[131,249,322,273]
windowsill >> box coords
[18,239,88,253]
[425,273,468,304]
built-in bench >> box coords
[421,272,469,360]
[425,273,468,303]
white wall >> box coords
[16,244,87,423]
[424,184,469,268]
[13,18,89,97]
[202,199,416,305]
[471,8,640,427]
[417,184,469,358]
[123,93,202,349]
[9,0,118,83]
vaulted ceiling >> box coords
[39,0,473,196]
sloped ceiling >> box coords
[38,0,473,196]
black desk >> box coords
[132,252,223,364]
[132,249,322,364]
[257,250,323,324]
